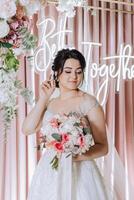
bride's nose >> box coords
[70,72,77,79]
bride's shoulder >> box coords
[82,92,98,104]
[80,92,100,115]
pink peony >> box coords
[54,142,64,152]
[77,135,85,147]
[61,133,70,143]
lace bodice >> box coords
[45,96,99,116]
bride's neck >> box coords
[59,88,79,100]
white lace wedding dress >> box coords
[27,99,112,200]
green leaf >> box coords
[50,155,59,170]
[14,80,23,89]
[18,27,37,50]
[83,127,91,135]
[52,133,62,142]
[0,42,13,48]
[52,161,58,170]
[74,122,80,127]
[4,49,19,71]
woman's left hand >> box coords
[72,154,85,162]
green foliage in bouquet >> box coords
[52,133,62,142]
[50,155,59,170]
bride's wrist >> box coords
[38,95,49,103]
[72,154,86,162]
[37,96,50,108]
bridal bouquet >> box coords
[39,112,94,170]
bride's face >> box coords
[58,58,84,90]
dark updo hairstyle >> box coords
[52,48,86,88]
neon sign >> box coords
[34,17,134,105]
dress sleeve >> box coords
[84,98,100,116]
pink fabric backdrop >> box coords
[0,1,134,200]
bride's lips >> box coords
[69,81,77,83]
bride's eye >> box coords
[64,70,82,74]
[65,71,71,73]
[76,71,82,74]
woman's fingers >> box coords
[41,80,56,90]
[41,82,49,89]
[51,79,56,87]
[42,84,49,90]
[72,154,83,162]
[40,78,56,99]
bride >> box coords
[22,48,111,200]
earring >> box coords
[55,79,59,87]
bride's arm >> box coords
[22,97,49,135]
[22,79,56,135]
[73,98,108,162]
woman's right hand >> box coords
[22,75,56,135]
[39,77,56,101]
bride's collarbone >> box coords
[47,91,92,114]
[48,97,82,114]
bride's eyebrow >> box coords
[64,67,82,70]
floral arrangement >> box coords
[57,0,87,17]
[0,1,40,140]
[38,112,94,170]
[0,47,34,137]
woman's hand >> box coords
[22,76,55,135]
[39,75,56,101]
[72,154,85,162]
